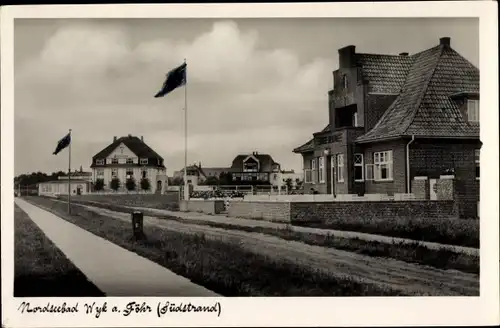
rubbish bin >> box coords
[131,211,145,240]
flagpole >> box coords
[183,58,189,201]
[68,129,72,214]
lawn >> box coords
[26,197,405,296]
[50,196,479,274]
[14,204,104,297]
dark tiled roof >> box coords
[356,54,414,94]
[91,136,164,167]
[293,124,330,153]
[231,153,279,170]
[357,45,480,142]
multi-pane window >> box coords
[336,154,344,182]
[354,153,364,181]
[96,159,105,165]
[111,169,118,178]
[126,169,134,179]
[111,158,119,164]
[96,169,104,177]
[374,151,393,181]
[467,99,479,123]
[140,158,148,165]
[318,156,325,183]
[311,159,316,184]
[475,149,480,180]
[141,170,148,179]
[126,158,134,164]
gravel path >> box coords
[75,202,479,296]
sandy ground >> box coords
[75,202,479,296]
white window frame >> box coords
[111,158,119,164]
[304,168,312,183]
[126,169,134,179]
[111,169,118,178]
[336,154,344,183]
[140,158,148,165]
[318,156,326,183]
[311,159,317,184]
[96,169,104,177]
[126,158,134,164]
[141,169,148,179]
[374,150,393,181]
[96,159,105,165]
[467,99,479,123]
[354,153,364,182]
[475,149,480,180]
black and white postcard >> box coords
[1,2,499,327]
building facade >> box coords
[293,37,480,217]
[90,135,167,193]
[38,179,91,197]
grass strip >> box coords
[27,197,405,297]
[51,197,479,274]
[14,204,104,297]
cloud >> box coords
[15,20,333,174]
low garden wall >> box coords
[180,199,225,215]
[228,201,291,223]
[228,199,458,223]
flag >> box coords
[53,132,71,155]
[154,62,187,98]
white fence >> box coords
[241,193,417,202]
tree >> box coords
[126,178,136,192]
[295,178,304,190]
[140,178,151,191]
[110,178,120,191]
[284,178,293,192]
[94,179,104,191]
[171,176,183,186]
[203,176,219,186]
[218,172,233,185]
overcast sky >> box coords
[14,18,479,176]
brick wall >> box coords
[412,178,429,200]
[290,200,458,224]
[228,201,291,223]
[363,140,407,195]
[180,199,225,215]
[409,139,480,218]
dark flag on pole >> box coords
[154,62,187,98]
[53,132,71,155]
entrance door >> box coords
[76,186,82,195]
[156,180,162,194]
[429,179,438,200]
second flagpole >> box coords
[68,129,72,214]
[183,59,189,201]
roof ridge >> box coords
[402,45,444,136]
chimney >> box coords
[399,52,409,56]
[199,161,201,168]
[338,45,356,68]
[140,136,144,142]
[440,37,451,47]
[113,136,117,142]
[128,134,132,138]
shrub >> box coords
[140,178,151,191]
[110,178,120,191]
[126,178,136,191]
[94,179,104,192]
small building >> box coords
[293,37,480,218]
[90,135,167,194]
[38,179,91,197]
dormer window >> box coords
[111,158,119,164]
[140,158,148,165]
[126,158,134,164]
[467,99,479,123]
[96,159,104,165]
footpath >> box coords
[15,198,219,297]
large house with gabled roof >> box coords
[293,37,480,218]
[90,135,167,193]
